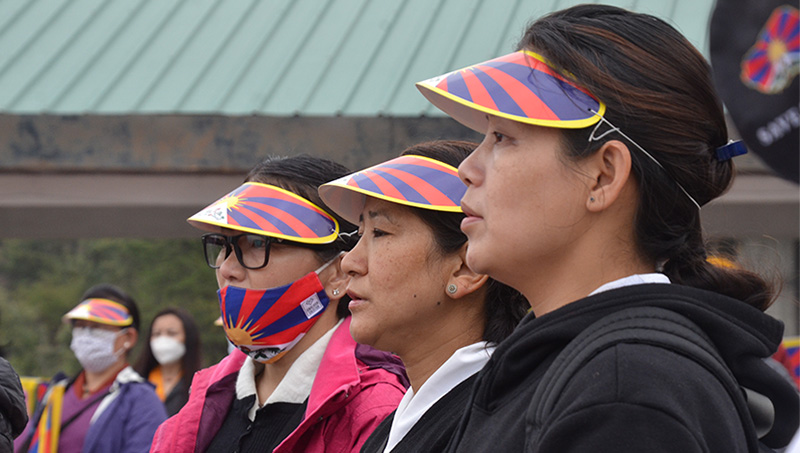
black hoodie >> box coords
[445,284,799,452]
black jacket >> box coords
[0,357,27,453]
[360,375,476,453]
[164,379,189,417]
[445,284,799,452]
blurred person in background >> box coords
[0,357,27,453]
[134,307,201,416]
[15,284,166,453]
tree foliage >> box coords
[0,238,228,378]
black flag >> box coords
[709,0,799,183]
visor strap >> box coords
[588,111,701,210]
[314,251,345,274]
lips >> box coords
[460,201,481,219]
[460,201,483,233]
[346,289,366,310]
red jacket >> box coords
[150,318,407,453]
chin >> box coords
[348,319,371,346]
[465,247,492,275]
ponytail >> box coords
[663,241,776,312]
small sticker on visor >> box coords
[188,182,339,244]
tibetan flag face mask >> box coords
[416,50,605,133]
[217,257,337,364]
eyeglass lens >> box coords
[202,234,270,270]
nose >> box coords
[459,134,490,186]
[341,237,366,277]
[216,251,245,286]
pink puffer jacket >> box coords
[150,318,407,453]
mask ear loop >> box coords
[588,110,701,210]
[105,327,131,357]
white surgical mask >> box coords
[150,336,186,365]
[70,327,127,373]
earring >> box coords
[589,196,595,202]
[447,284,457,295]
[332,288,340,296]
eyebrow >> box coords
[359,209,397,224]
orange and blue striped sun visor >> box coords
[63,298,133,327]
[416,50,605,133]
[319,155,466,224]
[188,182,339,244]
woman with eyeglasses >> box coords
[413,4,799,452]
[319,141,527,453]
[151,155,407,453]
[15,284,166,453]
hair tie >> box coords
[715,140,747,161]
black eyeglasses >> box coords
[201,233,327,270]
[201,233,277,270]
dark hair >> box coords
[401,141,528,344]
[245,154,358,318]
[80,283,141,332]
[517,5,774,310]
[133,307,202,393]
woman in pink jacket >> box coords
[150,155,408,453]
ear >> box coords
[122,328,138,349]
[320,254,349,299]
[584,139,633,212]
[446,244,490,299]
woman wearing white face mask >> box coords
[15,284,166,453]
[134,307,202,416]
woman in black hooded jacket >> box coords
[414,4,800,451]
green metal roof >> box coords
[0,0,716,115]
